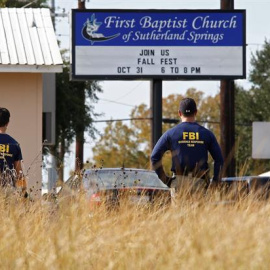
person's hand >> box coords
[16,177,28,198]
[16,177,27,189]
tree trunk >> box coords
[75,131,84,172]
[58,136,65,182]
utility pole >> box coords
[78,0,86,9]
[76,0,86,172]
[51,0,55,28]
[220,0,235,177]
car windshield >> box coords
[82,169,168,192]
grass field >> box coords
[1,188,270,270]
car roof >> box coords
[84,168,156,173]
[82,168,170,190]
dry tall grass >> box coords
[1,187,270,270]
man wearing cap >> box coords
[151,97,223,192]
[0,108,25,189]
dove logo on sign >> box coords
[82,14,120,45]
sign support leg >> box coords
[150,79,163,160]
[220,0,235,177]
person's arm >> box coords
[150,133,171,185]
[13,143,25,181]
[14,160,23,178]
[14,160,27,192]
[13,145,27,195]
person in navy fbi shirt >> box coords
[151,97,223,190]
[0,108,24,188]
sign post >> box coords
[150,79,162,151]
[71,9,246,171]
[221,0,235,177]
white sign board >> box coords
[252,122,270,159]
[71,9,246,80]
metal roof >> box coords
[0,8,62,72]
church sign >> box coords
[71,9,246,80]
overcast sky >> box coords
[52,0,270,178]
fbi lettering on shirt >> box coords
[178,132,204,147]
[0,144,13,158]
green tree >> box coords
[54,55,102,180]
[0,0,47,8]
[234,85,253,175]
[91,121,149,169]
[250,40,270,120]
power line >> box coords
[99,98,137,107]
[93,117,253,127]
[114,82,144,101]
[93,117,151,123]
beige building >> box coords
[0,8,62,197]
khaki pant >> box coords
[171,174,209,196]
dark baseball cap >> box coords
[179,98,197,115]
